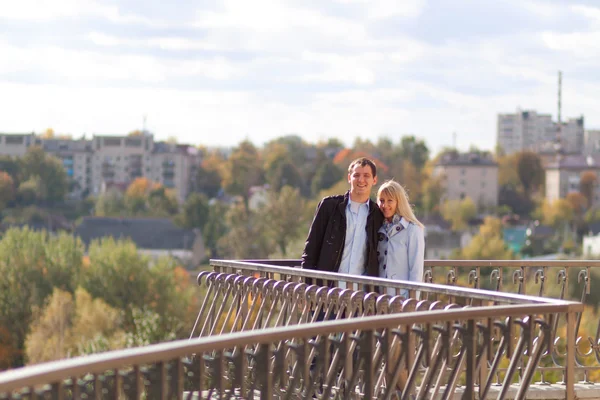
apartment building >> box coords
[497,110,555,155]
[545,154,600,205]
[0,132,200,202]
[150,142,199,202]
[433,151,499,210]
[0,133,36,156]
[40,138,93,199]
[497,109,584,155]
[584,130,600,155]
[559,117,585,154]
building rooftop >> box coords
[436,151,497,167]
[75,217,198,250]
[545,154,600,170]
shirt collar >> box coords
[347,198,369,213]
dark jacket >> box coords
[301,191,384,277]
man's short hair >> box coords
[348,157,377,177]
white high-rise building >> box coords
[497,109,556,155]
[497,109,584,155]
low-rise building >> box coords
[433,151,499,211]
[544,154,600,204]
[75,217,205,266]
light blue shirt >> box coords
[338,199,369,276]
[378,215,425,285]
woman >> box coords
[377,180,425,284]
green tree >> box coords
[94,188,126,217]
[441,197,477,231]
[20,147,68,204]
[218,203,274,259]
[203,201,229,259]
[262,186,308,257]
[221,141,264,209]
[147,186,179,216]
[311,159,343,196]
[516,151,544,196]
[460,217,514,260]
[176,192,210,230]
[17,176,46,205]
[398,135,430,171]
[194,153,224,198]
[421,174,444,216]
[0,228,84,367]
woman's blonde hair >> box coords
[377,180,424,228]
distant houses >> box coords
[74,217,205,267]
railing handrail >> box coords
[250,258,600,268]
[0,302,580,393]
[210,259,584,307]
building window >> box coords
[460,180,466,186]
[481,182,486,188]
[461,169,465,176]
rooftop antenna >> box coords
[557,71,562,148]
[142,114,147,133]
[452,131,457,149]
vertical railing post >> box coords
[463,319,476,400]
[258,343,273,400]
[566,310,576,400]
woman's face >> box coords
[378,191,397,221]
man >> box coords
[302,157,384,279]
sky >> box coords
[1,0,599,153]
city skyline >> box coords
[1,0,599,153]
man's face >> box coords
[348,164,377,199]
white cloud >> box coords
[1,0,600,154]
[0,0,156,25]
[334,0,427,19]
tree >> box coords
[0,156,20,183]
[25,287,126,364]
[461,217,514,260]
[262,186,308,257]
[218,203,274,259]
[311,159,343,196]
[221,141,264,209]
[194,154,223,198]
[497,153,520,188]
[20,147,68,204]
[94,188,125,217]
[541,198,574,228]
[147,186,179,216]
[580,171,597,209]
[398,135,430,171]
[421,175,444,215]
[0,171,15,210]
[498,184,534,216]
[203,201,229,259]
[440,197,477,231]
[24,288,74,364]
[0,228,84,367]
[176,192,210,230]
[516,151,544,196]
[263,142,306,194]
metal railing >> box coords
[0,304,579,399]
[213,258,600,385]
[0,258,588,399]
